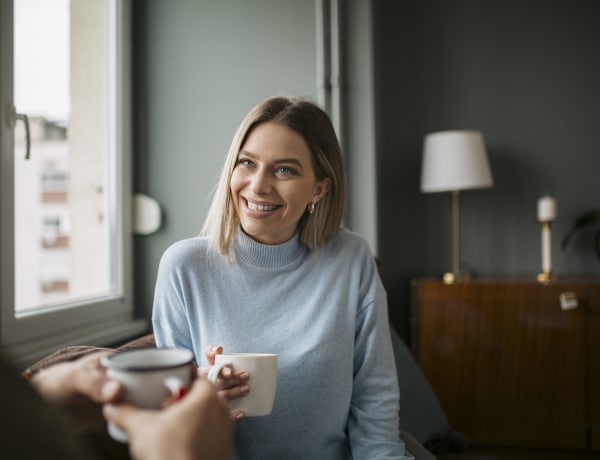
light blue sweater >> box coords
[152,229,413,459]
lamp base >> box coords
[443,272,471,284]
[536,272,555,284]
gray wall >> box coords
[374,0,600,339]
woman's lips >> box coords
[243,198,281,217]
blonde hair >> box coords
[200,96,346,260]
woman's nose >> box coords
[249,169,271,194]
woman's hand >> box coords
[197,345,249,420]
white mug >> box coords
[101,348,195,442]
[208,353,277,417]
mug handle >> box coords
[207,362,231,385]
[163,376,188,401]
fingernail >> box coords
[235,412,245,421]
[221,367,232,377]
[102,381,120,399]
[239,371,249,381]
[240,384,250,395]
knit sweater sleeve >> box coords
[347,252,414,460]
[151,240,196,352]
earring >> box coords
[307,202,316,214]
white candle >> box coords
[537,195,557,222]
[541,222,551,274]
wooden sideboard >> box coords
[410,277,600,451]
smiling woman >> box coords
[151,96,414,459]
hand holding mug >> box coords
[207,352,278,417]
[198,345,251,406]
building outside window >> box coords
[1,0,146,367]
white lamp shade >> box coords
[420,130,494,193]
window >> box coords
[1,0,146,367]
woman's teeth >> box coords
[247,201,277,212]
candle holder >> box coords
[537,221,553,284]
[536,195,557,284]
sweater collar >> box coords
[234,227,305,268]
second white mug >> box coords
[208,353,277,417]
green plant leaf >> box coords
[562,208,600,250]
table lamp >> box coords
[420,130,494,283]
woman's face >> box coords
[230,121,330,245]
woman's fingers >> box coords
[200,345,250,402]
[197,366,249,388]
[219,382,250,400]
[216,370,248,388]
[204,345,223,366]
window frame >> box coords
[0,0,146,368]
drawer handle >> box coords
[559,292,578,310]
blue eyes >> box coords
[237,158,298,176]
[277,166,295,175]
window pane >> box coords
[14,0,115,313]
